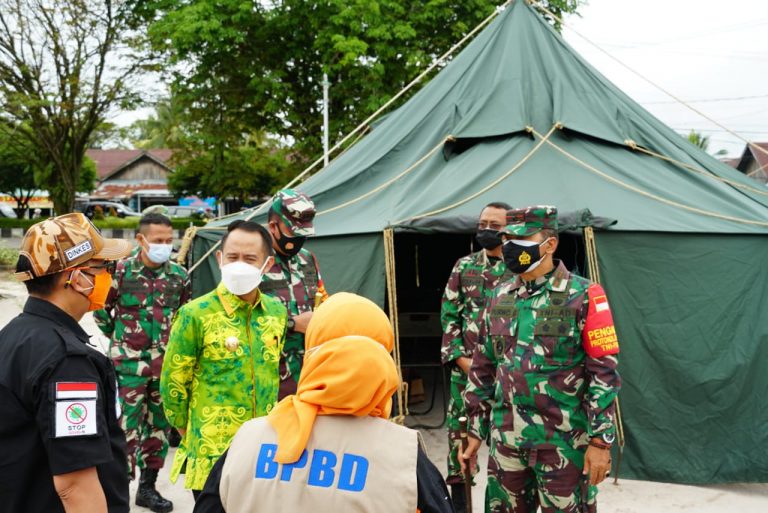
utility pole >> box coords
[322,73,330,167]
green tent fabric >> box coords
[188,0,768,483]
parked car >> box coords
[164,205,201,218]
[0,205,18,218]
[76,201,141,219]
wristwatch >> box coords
[286,317,296,332]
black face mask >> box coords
[276,230,306,257]
[502,239,548,274]
[475,229,502,250]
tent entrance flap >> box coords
[387,230,591,425]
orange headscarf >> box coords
[268,293,399,463]
[304,291,394,352]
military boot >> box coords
[136,468,173,513]
[451,483,467,513]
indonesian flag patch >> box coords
[54,382,98,438]
[582,284,620,357]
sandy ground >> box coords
[0,271,766,512]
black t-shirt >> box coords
[0,297,129,513]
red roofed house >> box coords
[85,149,175,210]
[730,143,768,185]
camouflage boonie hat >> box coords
[503,205,558,236]
[15,213,133,281]
[271,189,316,236]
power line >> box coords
[642,94,768,105]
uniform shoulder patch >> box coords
[582,284,619,357]
[54,382,99,438]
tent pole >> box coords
[384,228,408,424]
[584,226,626,485]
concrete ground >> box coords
[0,273,766,512]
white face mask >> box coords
[139,235,173,264]
[146,243,173,264]
[219,259,271,296]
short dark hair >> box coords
[139,213,172,233]
[221,220,274,256]
[482,202,513,214]
[16,254,61,296]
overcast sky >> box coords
[114,0,767,158]
[562,0,768,157]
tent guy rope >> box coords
[394,123,559,225]
[281,0,514,192]
[316,137,449,217]
[530,127,768,228]
[624,140,768,197]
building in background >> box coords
[723,143,768,185]
[86,149,176,210]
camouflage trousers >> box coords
[278,332,304,400]
[446,365,469,484]
[485,441,597,513]
[117,373,170,479]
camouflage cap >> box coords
[15,213,133,281]
[270,189,316,236]
[502,205,558,236]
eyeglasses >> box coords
[477,222,504,231]
[72,261,117,275]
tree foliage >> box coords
[0,0,143,213]
[0,137,36,216]
[167,132,289,202]
[137,0,585,177]
[0,130,96,216]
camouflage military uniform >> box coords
[465,207,620,513]
[94,254,191,478]
[440,250,512,484]
[261,248,326,398]
[264,189,327,399]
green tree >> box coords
[130,97,188,149]
[167,133,288,202]
[687,130,727,157]
[138,0,584,175]
[0,132,96,216]
[0,139,36,217]
[0,0,144,213]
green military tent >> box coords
[182,0,768,484]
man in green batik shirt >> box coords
[440,202,513,513]
[160,221,287,499]
[462,206,621,513]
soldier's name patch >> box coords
[462,277,483,287]
[260,279,288,292]
[64,240,93,262]
[536,307,575,319]
[491,306,517,318]
[54,382,98,438]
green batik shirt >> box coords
[160,282,287,490]
[464,261,621,450]
[440,250,513,365]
